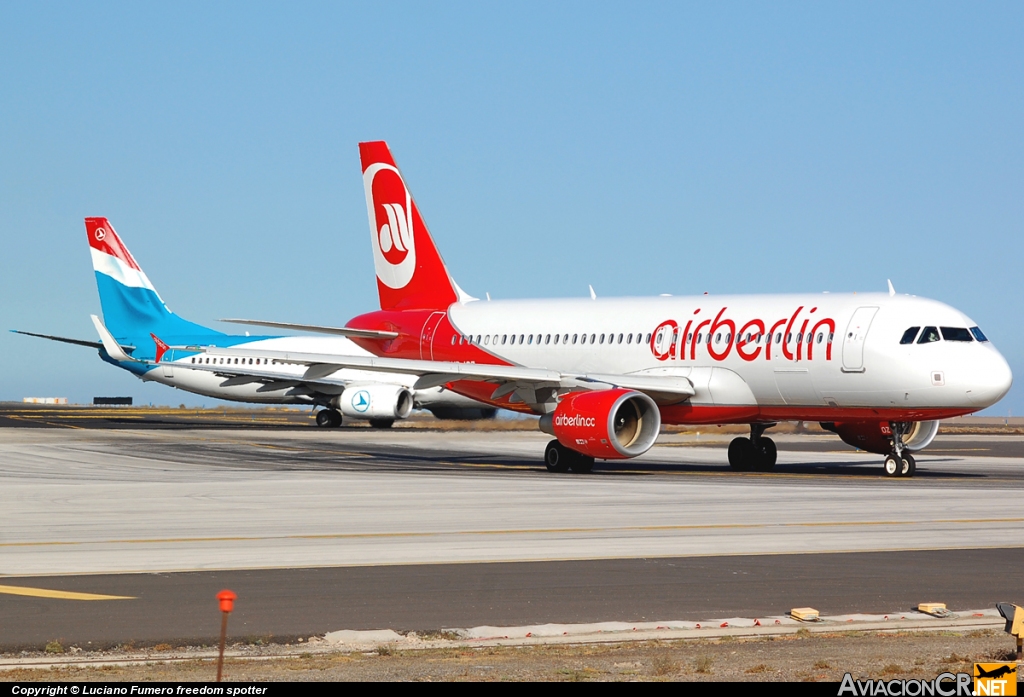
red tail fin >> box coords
[359,141,467,311]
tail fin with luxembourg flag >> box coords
[359,141,474,311]
[86,217,221,352]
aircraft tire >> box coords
[369,418,395,429]
[899,453,916,478]
[728,437,756,471]
[316,409,340,428]
[754,437,777,472]
[883,455,900,477]
[544,440,572,473]
[570,454,595,474]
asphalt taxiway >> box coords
[1,413,1022,649]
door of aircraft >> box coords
[842,306,879,373]
[162,349,175,378]
[420,311,446,360]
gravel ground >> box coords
[3,630,1020,682]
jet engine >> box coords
[540,388,661,459]
[820,420,940,455]
[337,384,414,420]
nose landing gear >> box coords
[883,422,916,477]
[728,424,778,472]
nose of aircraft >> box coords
[966,349,1013,407]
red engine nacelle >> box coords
[820,420,940,455]
[542,389,661,459]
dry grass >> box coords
[694,655,714,674]
[651,655,679,676]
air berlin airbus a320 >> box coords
[197,141,1013,477]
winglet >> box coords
[887,279,895,297]
[150,333,170,363]
[589,285,597,300]
[91,315,139,363]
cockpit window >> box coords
[900,327,920,345]
[917,326,940,344]
[970,326,989,342]
[940,327,974,342]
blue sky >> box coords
[1,2,1021,413]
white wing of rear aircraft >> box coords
[185,346,696,404]
[219,318,399,340]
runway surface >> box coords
[1,421,1021,648]
[2,549,1022,649]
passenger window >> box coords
[452,336,457,345]
[626,333,632,344]
[776,333,782,344]
[484,336,490,345]
[940,327,973,342]
[256,359,261,365]
[590,334,596,344]
[970,327,988,342]
[572,334,578,344]
[617,333,622,344]
[726,333,732,344]
[645,333,651,344]
[714,333,721,343]
[527,335,533,345]
[816,333,823,344]
[900,327,920,344]
[599,334,605,344]
[917,327,940,344]
[696,333,702,344]
[501,335,507,344]
[563,334,569,344]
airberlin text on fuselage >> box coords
[650,306,837,363]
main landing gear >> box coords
[315,408,342,428]
[728,424,778,472]
[544,440,595,474]
[883,422,916,478]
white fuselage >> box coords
[438,292,1011,418]
[149,334,480,409]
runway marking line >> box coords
[5,517,1024,549]
[7,543,1024,579]
[0,584,133,600]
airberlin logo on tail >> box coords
[364,163,416,289]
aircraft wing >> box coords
[11,330,104,350]
[218,319,399,340]
[199,346,695,402]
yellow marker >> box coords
[789,607,820,621]
[0,584,134,600]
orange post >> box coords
[216,590,237,682]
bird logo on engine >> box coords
[351,390,371,413]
